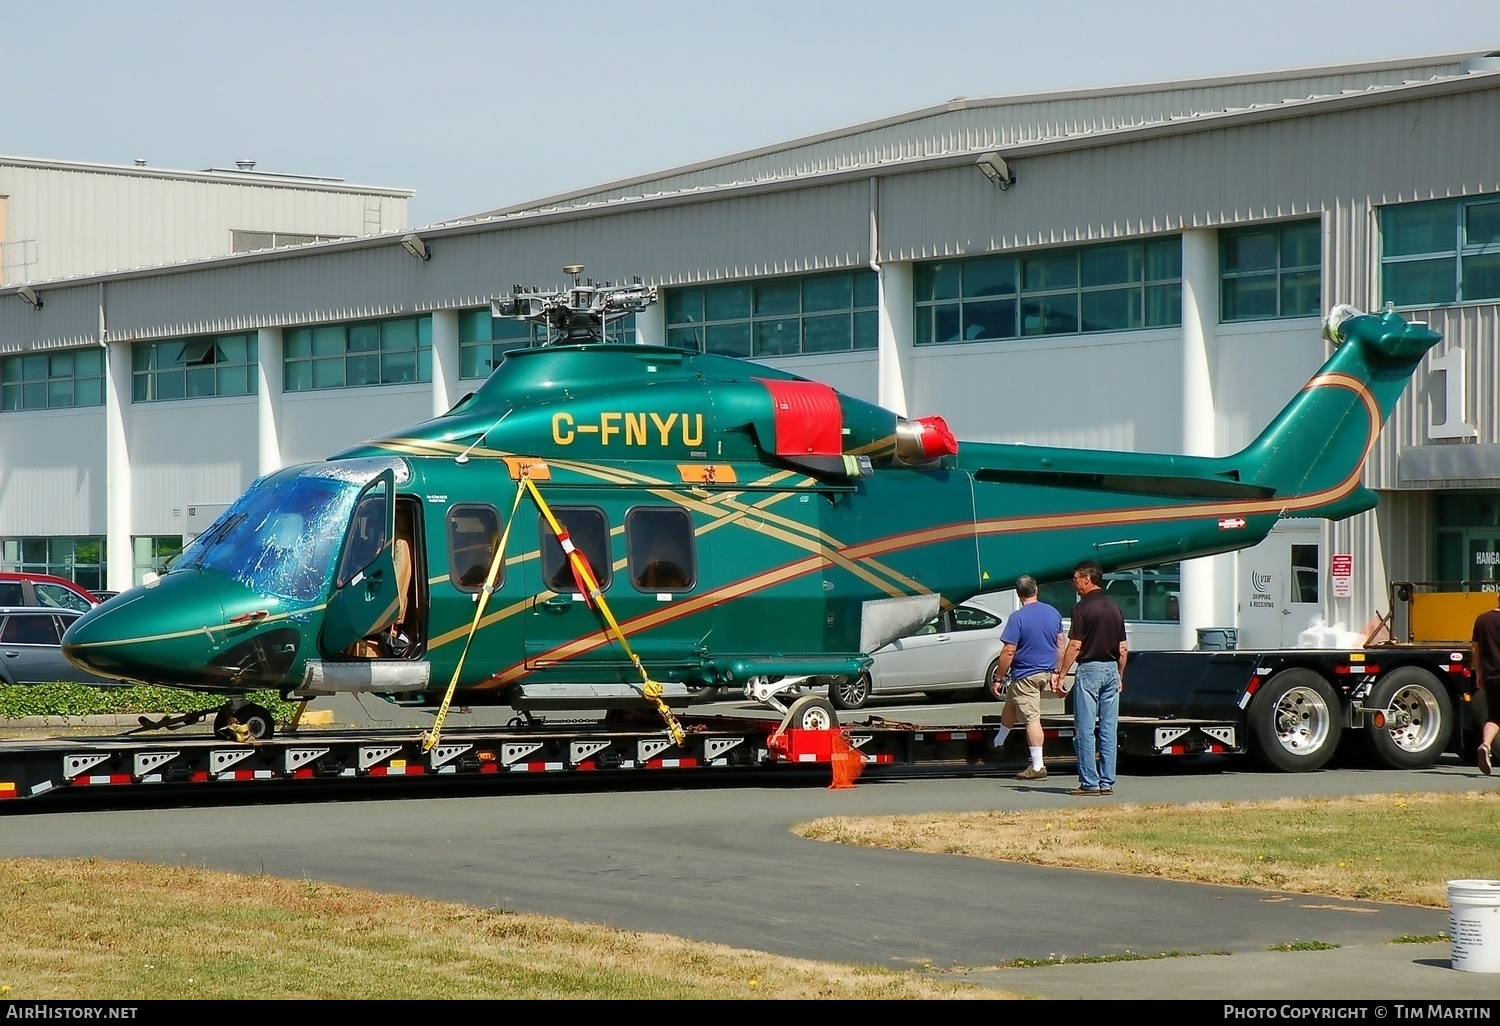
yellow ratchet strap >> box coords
[523,475,686,747]
[421,476,527,753]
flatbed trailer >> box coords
[1098,643,1485,772]
[2,641,1483,805]
[0,704,1046,807]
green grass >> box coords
[0,683,299,722]
[1265,940,1340,952]
[1001,949,1231,968]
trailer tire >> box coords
[1247,668,1342,772]
[1359,667,1452,769]
[829,673,870,711]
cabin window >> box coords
[337,484,390,588]
[664,270,877,358]
[625,507,696,592]
[915,238,1182,345]
[949,604,1000,631]
[1220,219,1321,321]
[1,347,105,412]
[447,504,504,591]
[1380,195,1500,307]
[538,507,612,593]
[131,333,258,402]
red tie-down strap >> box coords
[911,416,958,457]
[760,379,844,456]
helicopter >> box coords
[60,267,1442,742]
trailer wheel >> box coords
[785,695,839,731]
[1360,667,1453,769]
[830,673,871,710]
[1247,669,1341,772]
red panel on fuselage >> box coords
[761,380,843,456]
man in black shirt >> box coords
[1052,559,1129,795]
[1472,593,1500,775]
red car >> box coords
[0,572,100,612]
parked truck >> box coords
[1093,580,1487,772]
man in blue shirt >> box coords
[989,575,1066,780]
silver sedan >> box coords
[825,595,1009,710]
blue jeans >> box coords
[1072,661,1120,790]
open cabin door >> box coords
[320,469,399,656]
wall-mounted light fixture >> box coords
[976,152,1015,190]
[16,286,41,309]
[400,233,430,260]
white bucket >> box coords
[1448,879,1500,972]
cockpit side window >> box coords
[338,485,389,588]
[448,504,503,591]
[625,506,696,592]
[538,507,611,593]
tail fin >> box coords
[1232,305,1441,519]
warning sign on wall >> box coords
[1330,553,1353,599]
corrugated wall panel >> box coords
[526,59,1469,209]
[1364,303,1500,488]
[279,387,432,466]
[130,399,260,532]
[0,407,106,532]
[0,162,408,284]
[876,90,1500,259]
[907,332,1181,452]
[1329,490,1431,623]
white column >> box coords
[876,261,913,417]
[1179,228,1219,649]
[635,298,666,346]
[430,309,460,416]
[103,339,132,593]
[256,327,283,478]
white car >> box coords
[824,595,1009,710]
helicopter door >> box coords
[321,469,400,657]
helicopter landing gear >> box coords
[213,700,276,741]
[742,674,814,715]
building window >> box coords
[664,270,878,358]
[1,536,107,592]
[133,536,183,584]
[1380,196,1500,307]
[458,309,636,380]
[915,238,1181,345]
[1039,562,1181,624]
[231,230,349,253]
[1220,219,1322,321]
[0,347,105,411]
[285,315,432,391]
[132,333,258,402]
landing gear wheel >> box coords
[830,673,870,710]
[1247,668,1341,772]
[214,702,276,741]
[783,694,839,732]
[1359,667,1452,769]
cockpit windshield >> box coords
[174,466,364,601]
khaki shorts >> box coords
[1003,671,1050,723]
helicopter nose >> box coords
[62,573,228,686]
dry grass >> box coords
[797,791,1500,908]
[0,858,1013,1000]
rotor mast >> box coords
[491,264,658,345]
